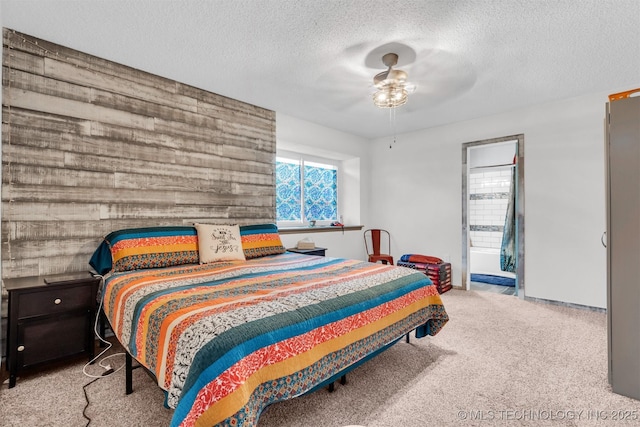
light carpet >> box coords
[1,289,638,426]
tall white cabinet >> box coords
[606,93,640,400]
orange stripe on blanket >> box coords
[183,291,441,426]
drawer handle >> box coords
[17,345,24,352]
[54,298,62,305]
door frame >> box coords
[461,134,525,297]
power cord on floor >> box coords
[83,275,125,378]
[82,274,126,426]
[82,377,100,426]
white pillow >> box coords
[195,223,246,263]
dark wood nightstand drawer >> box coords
[17,312,89,368]
[16,285,94,318]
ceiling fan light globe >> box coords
[376,91,388,101]
[371,52,414,109]
[372,87,408,108]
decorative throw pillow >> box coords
[102,226,199,273]
[195,223,246,263]
[239,223,286,259]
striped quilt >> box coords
[102,252,448,427]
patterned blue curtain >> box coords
[500,166,516,272]
[276,159,337,222]
[304,164,337,221]
[276,160,301,221]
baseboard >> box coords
[524,295,606,313]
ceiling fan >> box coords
[314,42,476,114]
[371,53,416,108]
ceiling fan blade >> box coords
[400,48,477,112]
[316,64,372,111]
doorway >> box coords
[461,135,525,297]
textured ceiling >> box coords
[2,0,639,139]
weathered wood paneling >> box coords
[1,29,276,279]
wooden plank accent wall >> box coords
[1,29,276,279]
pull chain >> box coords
[389,106,397,148]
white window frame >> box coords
[276,151,341,227]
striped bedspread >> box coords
[102,252,448,427]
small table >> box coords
[5,272,100,388]
[287,247,327,257]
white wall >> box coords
[368,88,635,309]
[276,113,371,261]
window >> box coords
[276,155,338,224]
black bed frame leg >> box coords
[126,352,133,395]
[328,374,347,392]
[406,332,410,343]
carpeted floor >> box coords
[1,289,637,426]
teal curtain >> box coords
[500,166,516,272]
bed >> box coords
[90,223,448,427]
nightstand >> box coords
[287,247,327,257]
[5,272,100,388]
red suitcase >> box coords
[398,254,452,294]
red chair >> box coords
[364,229,393,265]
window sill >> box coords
[278,225,364,234]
